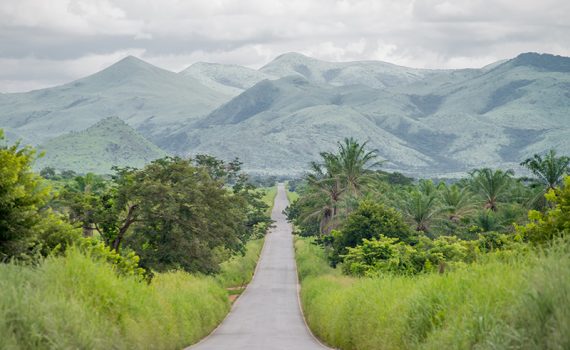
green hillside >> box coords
[35,117,167,174]
[3,52,569,177]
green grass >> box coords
[0,236,267,349]
[259,185,278,215]
[0,248,229,350]
[295,237,570,350]
[217,238,265,288]
[286,187,299,203]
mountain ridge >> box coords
[1,51,569,177]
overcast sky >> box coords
[1,0,569,92]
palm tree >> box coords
[299,138,381,235]
[328,137,382,196]
[469,168,514,212]
[474,209,504,232]
[440,184,475,222]
[401,190,440,232]
[299,157,345,235]
[521,149,569,191]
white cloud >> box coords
[0,0,569,91]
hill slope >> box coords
[35,117,167,174]
[0,56,231,145]
[180,62,272,95]
[2,52,569,177]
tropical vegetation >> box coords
[288,137,570,349]
[0,129,273,349]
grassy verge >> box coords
[260,185,278,215]
[295,237,570,350]
[285,185,299,203]
[217,238,265,288]
[0,237,267,350]
[0,248,229,350]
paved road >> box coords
[188,184,329,350]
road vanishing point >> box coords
[188,183,330,350]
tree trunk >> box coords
[320,208,333,235]
[111,204,139,252]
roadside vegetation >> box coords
[288,137,570,349]
[260,185,278,215]
[0,130,273,349]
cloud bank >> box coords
[1,0,569,92]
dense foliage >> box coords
[48,156,271,274]
[288,138,569,349]
[330,201,413,266]
[516,176,570,244]
[0,129,273,349]
[287,139,569,276]
[0,130,80,261]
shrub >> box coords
[331,200,413,265]
[516,176,570,244]
[1,131,80,261]
[342,235,476,276]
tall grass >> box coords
[260,185,278,215]
[295,237,570,350]
[0,248,229,350]
[0,235,268,350]
[217,238,264,288]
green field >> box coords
[295,238,570,350]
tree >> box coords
[125,157,247,273]
[521,149,569,191]
[473,209,504,233]
[469,168,514,211]
[401,190,440,232]
[0,130,79,260]
[60,169,77,179]
[39,167,56,180]
[193,154,243,186]
[297,138,380,235]
[297,156,345,235]
[440,184,475,222]
[330,137,381,195]
[61,173,107,237]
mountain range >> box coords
[1,52,569,176]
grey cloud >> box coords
[0,0,569,92]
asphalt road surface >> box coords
[188,183,329,350]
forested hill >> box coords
[2,52,569,176]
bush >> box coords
[342,235,476,277]
[78,238,146,279]
[1,131,80,261]
[331,200,413,265]
[516,176,570,244]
